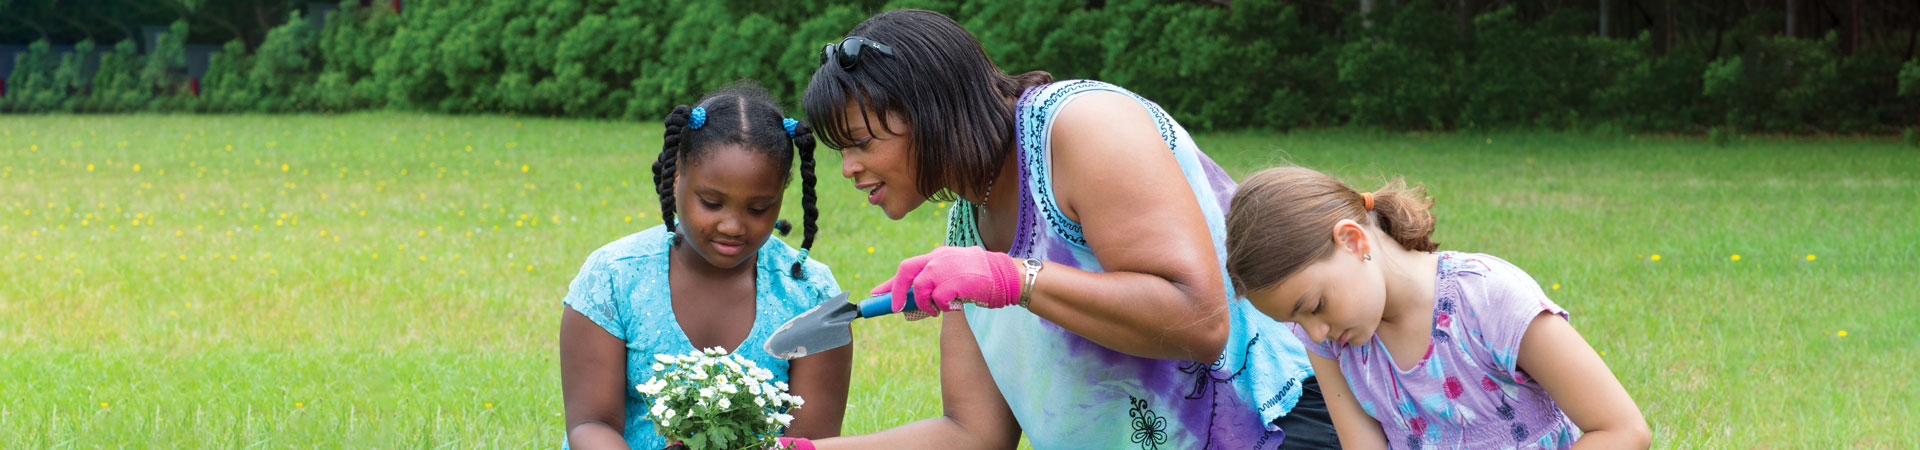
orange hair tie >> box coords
[1361,192,1375,211]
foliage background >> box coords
[3,0,1919,133]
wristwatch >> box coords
[1018,258,1044,308]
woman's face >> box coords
[835,101,926,220]
[1245,246,1388,348]
[674,143,787,270]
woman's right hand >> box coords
[870,246,1023,318]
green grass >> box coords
[1,114,1913,448]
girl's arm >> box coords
[1517,313,1651,449]
[1031,91,1233,362]
[1309,354,1389,450]
[808,310,1022,450]
[561,307,634,450]
[783,344,852,439]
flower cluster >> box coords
[637,347,803,450]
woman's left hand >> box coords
[871,246,1022,317]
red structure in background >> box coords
[190,78,200,97]
[361,0,401,13]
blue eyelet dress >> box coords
[945,80,1316,449]
[560,225,841,450]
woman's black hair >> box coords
[802,9,1053,202]
[652,82,821,279]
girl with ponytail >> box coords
[1223,166,1649,449]
[560,82,850,450]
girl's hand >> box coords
[870,246,1022,317]
[771,437,813,450]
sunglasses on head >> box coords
[820,36,895,71]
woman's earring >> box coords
[1364,253,1373,261]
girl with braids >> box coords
[1223,167,1649,449]
[785,9,1334,450]
[558,83,850,450]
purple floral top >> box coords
[1293,252,1581,449]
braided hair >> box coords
[650,82,822,280]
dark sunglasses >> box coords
[819,36,895,71]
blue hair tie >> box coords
[689,107,707,130]
[782,118,799,137]
[796,249,810,261]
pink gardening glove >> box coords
[871,246,1022,318]
[772,437,814,450]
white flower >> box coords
[636,380,665,396]
[749,384,762,396]
[717,383,737,394]
[754,396,766,407]
[651,363,665,372]
[751,368,775,381]
[699,387,714,398]
[650,402,669,417]
[654,354,675,364]
[718,397,731,409]
[772,413,793,426]
[662,408,676,419]
[774,381,788,391]
[790,394,805,407]
[687,370,707,381]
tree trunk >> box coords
[1455,0,1479,40]
[1844,0,1859,56]
[1600,0,1612,38]
[1785,0,1797,38]
[1661,0,1675,55]
[1360,0,1376,30]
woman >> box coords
[779,9,1336,450]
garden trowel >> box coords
[764,291,919,360]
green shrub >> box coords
[4,40,55,112]
[139,21,191,111]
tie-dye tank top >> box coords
[945,80,1315,449]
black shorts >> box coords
[1274,376,1341,449]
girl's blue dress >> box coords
[560,225,840,450]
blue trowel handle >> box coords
[856,291,918,318]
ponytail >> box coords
[788,120,820,280]
[654,105,691,245]
[1367,178,1439,253]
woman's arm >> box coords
[1517,313,1651,449]
[783,343,852,439]
[561,307,634,450]
[808,310,1021,450]
[1310,354,1389,450]
[1031,91,1232,362]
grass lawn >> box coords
[1,113,1913,448]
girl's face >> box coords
[674,143,787,270]
[835,101,926,220]
[1245,223,1388,347]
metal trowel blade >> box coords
[763,292,859,360]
